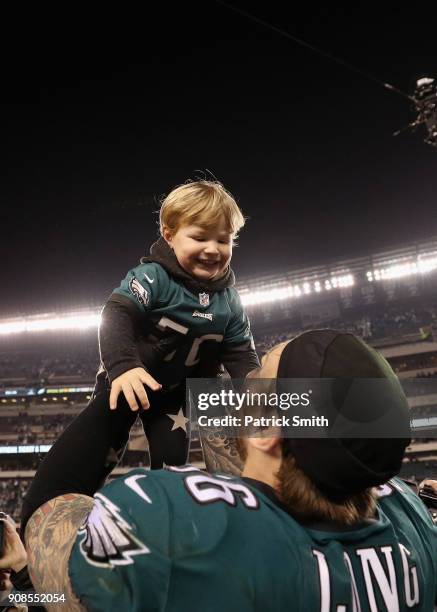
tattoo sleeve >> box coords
[200,430,243,476]
[25,494,94,612]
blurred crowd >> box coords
[0,413,75,445]
[1,303,437,386]
[370,305,436,339]
[0,347,99,384]
[254,304,437,356]
[0,456,149,522]
[0,478,31,522]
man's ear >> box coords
[251,341,290,379]
[247,435,281,454]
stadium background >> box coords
[1,235,437,523]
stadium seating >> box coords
[1,294,437,522]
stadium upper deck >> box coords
[238,235,437,292]
[1,235,437,336]
[237,236,437,327]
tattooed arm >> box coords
[200,430,243,476]
[25,493,94,612]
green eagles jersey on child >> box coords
[114,261,253,386]
[69,468,437,612]
[97,238,259,391]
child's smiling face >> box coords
[163,218,233,281]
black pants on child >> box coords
[140,383,189,469]
[21,384,189,538]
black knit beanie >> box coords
[278,330,411,500]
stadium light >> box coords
[240,274,355,307]
[3,243,437,331]
[240,285,295,307]
[0,312,101,336]
[367,253,437,282]
[0,275,358,327]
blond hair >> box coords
[160,180,245,236]
[235,439,376,525]
[277,453,377,525]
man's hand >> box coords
[110,367,161,411]
[0,569,12,592]
[418,479,437,508]
[419,479,437,494]
[0,517,27,573]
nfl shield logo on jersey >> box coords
[199,292,210,307]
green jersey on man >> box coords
[69,467,437,611]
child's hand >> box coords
[110,367,161,411]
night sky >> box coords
[1,2,436,316]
